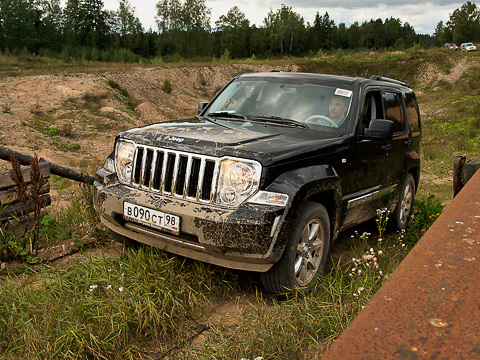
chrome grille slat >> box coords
[183,156,193,199]
[171,154,180,195]
[140,148,148,188]
[160,152,169,193]
[196,159,207,201]
[149,150,158,189]
[130,145,219,204]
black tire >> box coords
[109,229,141,249]
[260,201,330,294]
[389,173,415,231]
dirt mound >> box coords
[0,63,300,175]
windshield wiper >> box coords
[250,116,308,129]
[206,111,248,121]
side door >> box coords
[341,88,390,227]
[382,88,410,187]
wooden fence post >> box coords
[453,154,466,198]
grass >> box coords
[0,249,238,358]
[0,48,479,358]
[0,192,443,359]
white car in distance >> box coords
[461,42,477,51]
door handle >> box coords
[381,144,393,151]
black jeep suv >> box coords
[93,72,421,293]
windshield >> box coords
[206,77,354,131]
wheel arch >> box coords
[265,165,342,260]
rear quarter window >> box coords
[384,91,406,133]
[405,92,420,133]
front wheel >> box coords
[260,201,330,294]
[389,173,415,231]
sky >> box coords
[101,0,465,35]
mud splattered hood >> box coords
[118,117,349,166]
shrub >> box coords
[162,79,173,94]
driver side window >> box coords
[360,91,383,134]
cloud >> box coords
[99,0,463,35]
[207,1,463,34]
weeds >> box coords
[0,248,236,358]
[406,195,444,240]
[107,79,129,97]
[62,123,73,137]
[82,91,108,113]
[3,153,45,262]
[162,79,173,93]
[1,102,11,113]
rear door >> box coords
[382,88,410,187]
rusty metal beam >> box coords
[322,170,480,359]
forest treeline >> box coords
[0,0,479,62]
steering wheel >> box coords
[305,115,338,127]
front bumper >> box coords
[94,177,287,272]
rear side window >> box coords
[384,91,406,133]
[405,92,420,133]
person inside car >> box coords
[328,94,350,126]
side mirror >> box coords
[198,102,209,115]
[363,119,394,140]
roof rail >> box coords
[369,75,411,88]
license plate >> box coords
[123,202,180,234]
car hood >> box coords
[118,117,349,166]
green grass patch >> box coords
[0,249,237,358]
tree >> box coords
[384,18,402,48]
[264,5,304,56]
[448,1,480,44]
[155,0,212,56]
[36,0,64,52]
[434,20,453,46]
[215,6,250,58]
[63,0,110,49]
[311,12,335,51]
[114,0,143,50]
[0,0,41,52]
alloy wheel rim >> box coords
[294,219,325,286]
[400,182,413,225]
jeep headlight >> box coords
[115,140,135,183]
[216,158,261,206]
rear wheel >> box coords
[260,201,330,294]
[389,173,415,231]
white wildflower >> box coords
[119,287,124,292]
[89,285,98,292]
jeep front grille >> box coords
[130,145,220,203]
